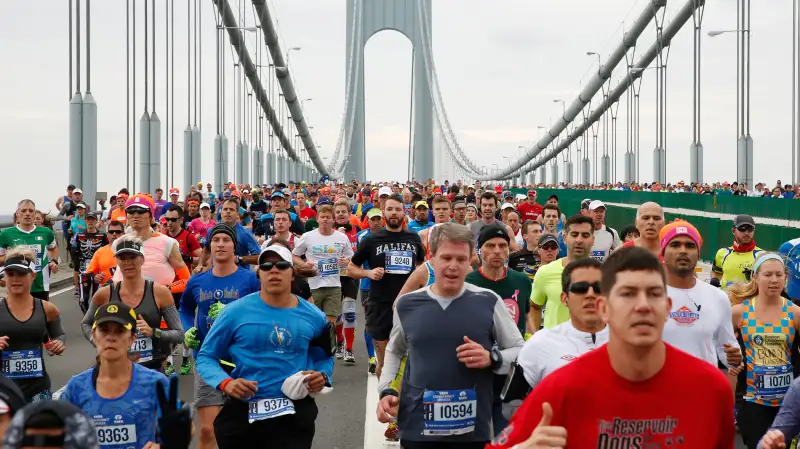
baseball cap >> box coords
[200,202,211,210]
[67,184,76,190]
[73,188,83,194]
[500,203,515,211]
[169,188,180,196]
[378,186,392,197]
[538,234,560,248]
[113,238,144,257]
[3,400,99,449]
[0,375,24,416]
[271,191,286,199]
[580,198,592,209]
[75,202,87,209]
[548,194,559,202]
[85,212,98,220]
[733,214,756,228]
[588,200,606,211]
[414,201,429,209]
[494,186,503,193]
[367,208,383,219]
[92,302,137,331]
[4,256,34,274]
[527,189,537,197]
[478,223,510,248]
[258,245,293,265]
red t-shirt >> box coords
[171,229,201,257]
[622,239,666,263]
[298,207,317,221]
[488,344,734,449]
[516,201,543,222]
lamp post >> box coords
[286,46,301,66]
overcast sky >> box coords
[0,0,794,214]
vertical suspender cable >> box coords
[70,0,73,97]
[170,0,175,187]
[152,0,155,111]
[133,0,136,192]
[126,0,130,188]
[76,0,81,93]
[407,51,415,181]
[187,0,190,126]
[144,0,148,114]
[216,19,220,135]
[165,0,169,186]
[199,1,202,133]
[86,0,91,92]
[194,0,198,126]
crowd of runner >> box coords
[0,178,798,448]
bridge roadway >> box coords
[41,282,745,449]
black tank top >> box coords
[0,298,50,400]
[109,280,164,363]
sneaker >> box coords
[180,357,193,375]
[335,343,345,360]
[368,357,377,374]
[73,287,80,297]
[344,349,355,364]
[164,362,176,376]
[384,421,399,442]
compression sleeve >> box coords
[492,298,526,375]
[158,305,185,345]
[168,266,191,294]
[46,315,66,343]
[196,305,235,389]
[81,302,100,344]
[377,307,408,394]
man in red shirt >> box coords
[295,191,316,222]
[488,247,734,449]
[516,190,543,223]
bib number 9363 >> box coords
[96,424,136,445]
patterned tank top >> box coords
[742,298,796,406]
[424,261,435,287]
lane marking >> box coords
[50,285,74,297]
[364,375,399,448]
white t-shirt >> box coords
[590,225,620,262]
[517,321,609,389]
[664,280,739,367]
[292,229,354,290]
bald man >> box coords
[620,202,665,255]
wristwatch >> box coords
[236,256,244,265]
[321,372,331,387]
[379,389,399,400]
[490,348,503,370]
[154,328,162,339]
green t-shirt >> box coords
[531,257,568,329]
[466,268,532,335]
[0,225,57,292]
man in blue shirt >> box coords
[197,199,261,271]
[197,244,334,449]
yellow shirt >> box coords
[713,246,764,290]
[531,258,568,328]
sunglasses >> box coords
[736,225,755,233]
[165,217,181,223]
[259,260,293,271]
[125,208,149,215]
[568,281,602,295]
[107,230,124,235]
[540,243,559,251]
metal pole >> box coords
[171,0,175,188]
[132,0,136,192]
[408,50,415,181]
[76,0,81,93]
[126,0,129,189]
[165,0,169,187]
[70,0,73,97]
[86,0,90,92]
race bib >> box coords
[1,349,43,379]
[318,258,339,277]
[591,250,606,261]
[752,332,793,400]
[248,397,296,423]
[130,331,153,363]
[385,250,413,274]
[96,424,137,447]
[422,389,477,436]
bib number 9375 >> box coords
[248,398,296,423]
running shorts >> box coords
[365,300,393,341]
[194,371,225,408]
[311,287,343,317]
[340,276,359,300]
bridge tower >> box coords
[344,0,434,182]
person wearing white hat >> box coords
[587,200,620,262]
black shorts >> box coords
[365,300,394,341]
[31,290,49,302]
[340,277,359,300]
[215,396,318,449]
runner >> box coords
[73,212,108,313]
[0,375,25,442]
[452,197,468,225]
[515,189,543,222]
[197,198,261,271]
[508,221,541,273]
[620,201,665,256]
[61,302,169,449]
[713,214,764,290]
[333,199,361,363]
[660,220,741,368]
[188,203,217,248]
[488,247,735,448]
[196,244,334,449]
[419,196,453,259]
[465,223,533,435]
[376,222,525,449]
[82,236,185,372]
[258,191,305,237]
[730,252,800,448]
[348,193,425,379]
[408,201,433,233]
[586,200,620,262]
[0,199,59,301]
[84,220,125,289]
[356,208,384,375]
[531,214,595,332]
[260,210,300,250]
[0,249,66,403]
[180,224,260,449]
[540,204,567,257]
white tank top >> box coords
[112,232,177,285]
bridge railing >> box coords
[511,189,800,262]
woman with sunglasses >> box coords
[730,253,800,449]
[81,236,185,372]
[197,244,334,449]
[713,214,764,291]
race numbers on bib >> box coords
[1,349,43,379]
[591,250,606,262]
[131,332,153,363]
[385,250,413,274]
[319,258,339,277]
[248,397,296,423]
[422,389,477,436]
[751,332,793,400]
[96,424,137,447]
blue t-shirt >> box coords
[205,223,261,267]
[196,293,334,398]
[779,238,800,301]
[215,205,251,226]
[408,220,433,233]
[356,228,372,290]
[179,267,261,346]
[61,363,168,449]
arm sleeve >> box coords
[196,306,235,388]
[46,315,66,343]
[517,338,546,389]
[158,305,186,344]
[763,379,800,444]
[81,302,100,343]
[492,299,526,374]
[377,307,409,393]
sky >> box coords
[0,0,795,215]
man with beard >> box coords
[621,202,665,257]
[713,214,764,290]
[348,194,425,378]
[469,192,520,266]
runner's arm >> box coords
[178,280,197,331]
[42,302,66,344]
[396,265,426,299]
[711,249,725,280]
[154,284,186,345]
[240,230,261,265]
[761,379,800,446]
[491,297,526,374]
[196,306,235,389]
[81,287,111,343]
[377,307,409,394]
[714,295,740,368]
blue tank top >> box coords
[424,261,435,286]
[60,363,169,449]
